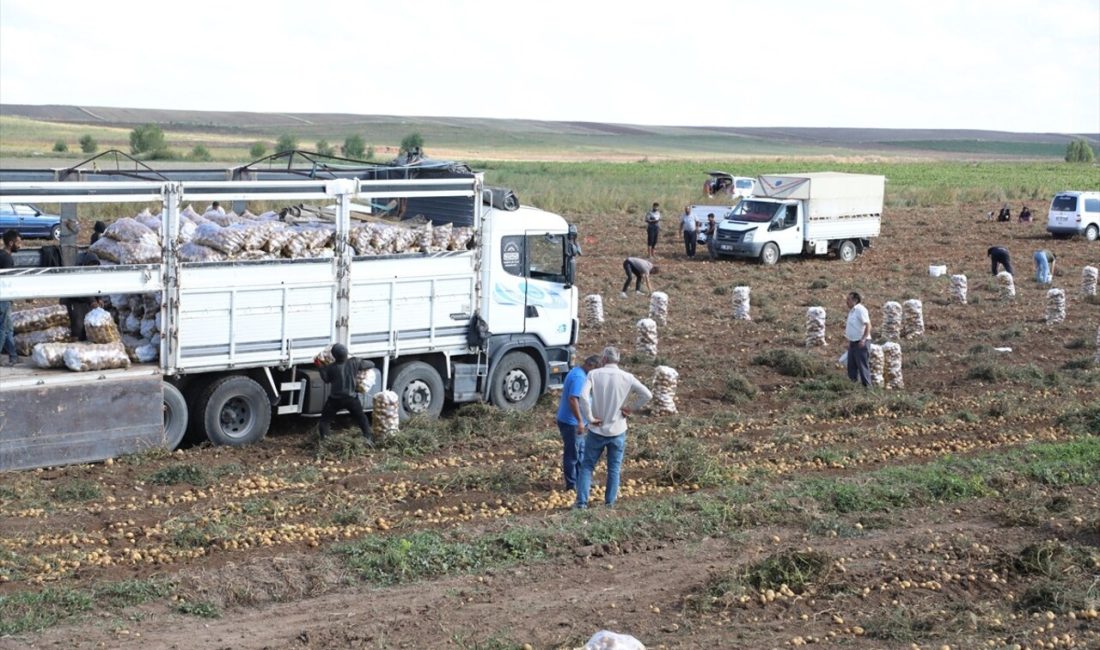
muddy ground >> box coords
[1,203,1098,649]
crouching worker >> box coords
[317,343,375,444]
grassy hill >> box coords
[1,104,1097,163]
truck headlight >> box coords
[742,230,754,242]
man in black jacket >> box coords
[318,343,375,443]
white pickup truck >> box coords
[710,172,885,265]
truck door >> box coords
[770,203,803,255]
[522,231,572,347]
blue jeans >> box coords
[556,420,585,490]
[0,301,15,360]
[1034,251,1051,284]
[575,432,626,508]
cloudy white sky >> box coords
[1,0,1097,133]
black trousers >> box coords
[682,231,697,257]
[646,224,659,248]
[319,395,372,438]
[622,260,644,292]
[847,340,872,387]
[990,251,1013,276]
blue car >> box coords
[0,202,62,240]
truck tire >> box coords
[760,243,780,266]
[838,240,858,262]
[1086,225,1099,242]
[391,361,445,420]
[162,382,188,450]
[197,375,271,446]
[489,351,542,411]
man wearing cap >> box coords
[317,343,376,443]
[575,346,652,509]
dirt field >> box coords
[1,201,1099,649]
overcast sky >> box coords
[1,0,1097,133]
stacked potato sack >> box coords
[31,342,70,369]
[950,274,968,305]
[88,217,162,264]
[636,318,658,357]
[372,391,400,438]
[997,271,1016,299]
[648,292,669,327]
[84,307,120,344]
[882,341,904,389]
[902,299,924,339]
[868,343,885,387]
[651,366,679,415]
[109,293,161,362]
[732,286,751,321]
[583,295,605,327]
[11,305,71,356]
[881,301,902,341]
[1045,288,1066,324]
[805,306,826,346]
[1082,266,1098,297]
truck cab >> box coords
[712,198,801,262]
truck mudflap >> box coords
[0,370,165,471]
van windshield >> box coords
[1051,195,1078,212]
[729,200,781,223]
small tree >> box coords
[342,134,366,159]
[189,144,212,161]
[275,134,299,154]
[1065,138,1096,163]
[79,134,98,154]
[315,139,335,157]
[399,132,424,154]
[52,140,68,153]
[130,123,166,155]
[249,141,267,159]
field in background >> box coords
[0,113,1099,649]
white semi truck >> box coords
[0,168,579,470]
[711,172,885,265]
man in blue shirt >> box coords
[555,355,601,491]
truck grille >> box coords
[715,230,743,243]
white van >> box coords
[1047,191,1100,241]
[705,172,756,199]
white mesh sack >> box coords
[31,342,70,369]
[583,294,605,328]
[648,291,669,327]
[636,318,658,357]
[882,341,903,390]
[868,343,885,388]
[15,326,72,356]
[1045,288,1066,324]
[62,342,131,372]
[651,365,678,416]
[11,304,68,334]
[372,390,400,439]
[902,299,924,339]
[84,307,121,344]
[997,271,1016,299]
[1082,266,1098,297]
[805,306,826,347]
[950,274,968,305]
[732,286,751,321]
[881,301,902,341]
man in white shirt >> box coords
[845,291,872,387]
[679,206,699,258]
[576,346,653,509]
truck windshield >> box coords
[729,200,780,223]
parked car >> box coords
[0,203,62,239]
[705,172,756,199]
[1046,191,1100,241]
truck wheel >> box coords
[391,361,444,420]
[838,240,858,262]
[760,243,780,266]
[489,351,542,411]
[1086,225,1099,242]
[162,382,188,450]
[197,375,271,446]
